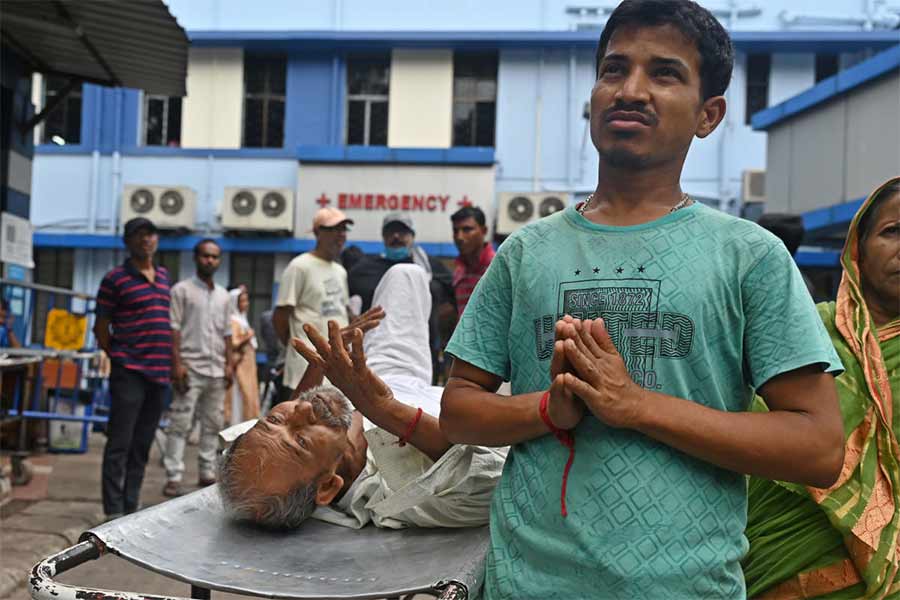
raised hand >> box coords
[345,305,385,342]
[291,320,393,415]
[561,318,644,429]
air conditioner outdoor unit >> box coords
[495,192,568,236]
[221,187,294,232]
[120,185,196,230]
[742,170,766,203]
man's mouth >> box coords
[605,110,655,130]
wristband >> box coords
[539,390,576,517]
[397,407,423,447]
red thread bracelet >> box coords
[397,407,423,447]
[539,390,576,517]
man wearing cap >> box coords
[272,207,353,404]
[348,212,455,382]
[93,217,173,519]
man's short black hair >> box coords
[595,0,734,100]
[451,206,486,227]
[193,238,220,256]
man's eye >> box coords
[600,64,623,76]
[656,67,680,79]
[267,415,282,424]
[296,435,308,448]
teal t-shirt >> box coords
[445,203,842,600]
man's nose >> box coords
[616,69,651,104]
[292,401,316,424]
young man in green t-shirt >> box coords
[441,1,845,598]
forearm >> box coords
[365,392,450,462]
[633,390,843,488]
[171,330,183,367]
[93,322,111,355]
[273,308,290,345]
[440,377,548,446]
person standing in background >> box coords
[450,206,494,318]
[162,239,233,497]
[225,286,259,425]
[272,207,353,404]
[93,217,172,518]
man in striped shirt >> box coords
[93,217,172,519]
[451,206,494,317]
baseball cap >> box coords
[382,212,415,235]
[123,217,158,239]
[312,207,354,230]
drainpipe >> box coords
[716,3,737,213]
[87,88,102,233]
[533,50,544,193]
[567,47,576,193]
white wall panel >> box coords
[182,48,244,149]
[387,49,453,148]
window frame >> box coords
[344,55,391,146]
[744,53,771,126]
[451,52,499,147]
[40,76,83,145]
[228,252,275,336]
[242,54,287,148]
[142,94,182,147]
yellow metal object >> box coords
[44,308,87,351]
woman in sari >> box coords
[224,287,260,425]
[745,176,900,599]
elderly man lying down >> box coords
[219,264,506,529]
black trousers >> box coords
[102,364,166,515]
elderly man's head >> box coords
[219,386,354,528]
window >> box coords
[41,76,82,145]
[144,95,182,146]
[452,53,498,147]
[744,53,770,125]
[814,54,839,83]
[31,248,75,345]
[242,55,286,148]
[346,56,390,146]
[155,251,181,283]
[229,253,275,335]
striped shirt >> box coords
[96,261,172,383]
[452,243,495,317]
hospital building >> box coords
[19,0,900,337]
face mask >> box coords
[384,245,410,261]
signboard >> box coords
[0,212,34,268]
[297,164,495,244]
[44,308,88,351]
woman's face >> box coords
[859,192,900,320]
[238,292,250,314]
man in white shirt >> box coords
[164,239,233,497]
[272,208,353,405]
[220,265,505,529]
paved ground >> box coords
[1,431,250,599]
[1,431,437,600]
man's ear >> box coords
[314,473,344,506]
[696,95,727,139]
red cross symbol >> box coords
[316,193,331,207]
[457,195,472,207]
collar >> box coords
[191,275,216,291]
[455,243,495,272]
[123,259,160,281]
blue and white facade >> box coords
[28,0,900,324]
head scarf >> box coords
[230,287,258,350]
[747,177,900,599]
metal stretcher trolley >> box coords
[29,486,489,600]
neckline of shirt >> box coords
[563,200,702,233]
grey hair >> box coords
[217,386,353,529]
